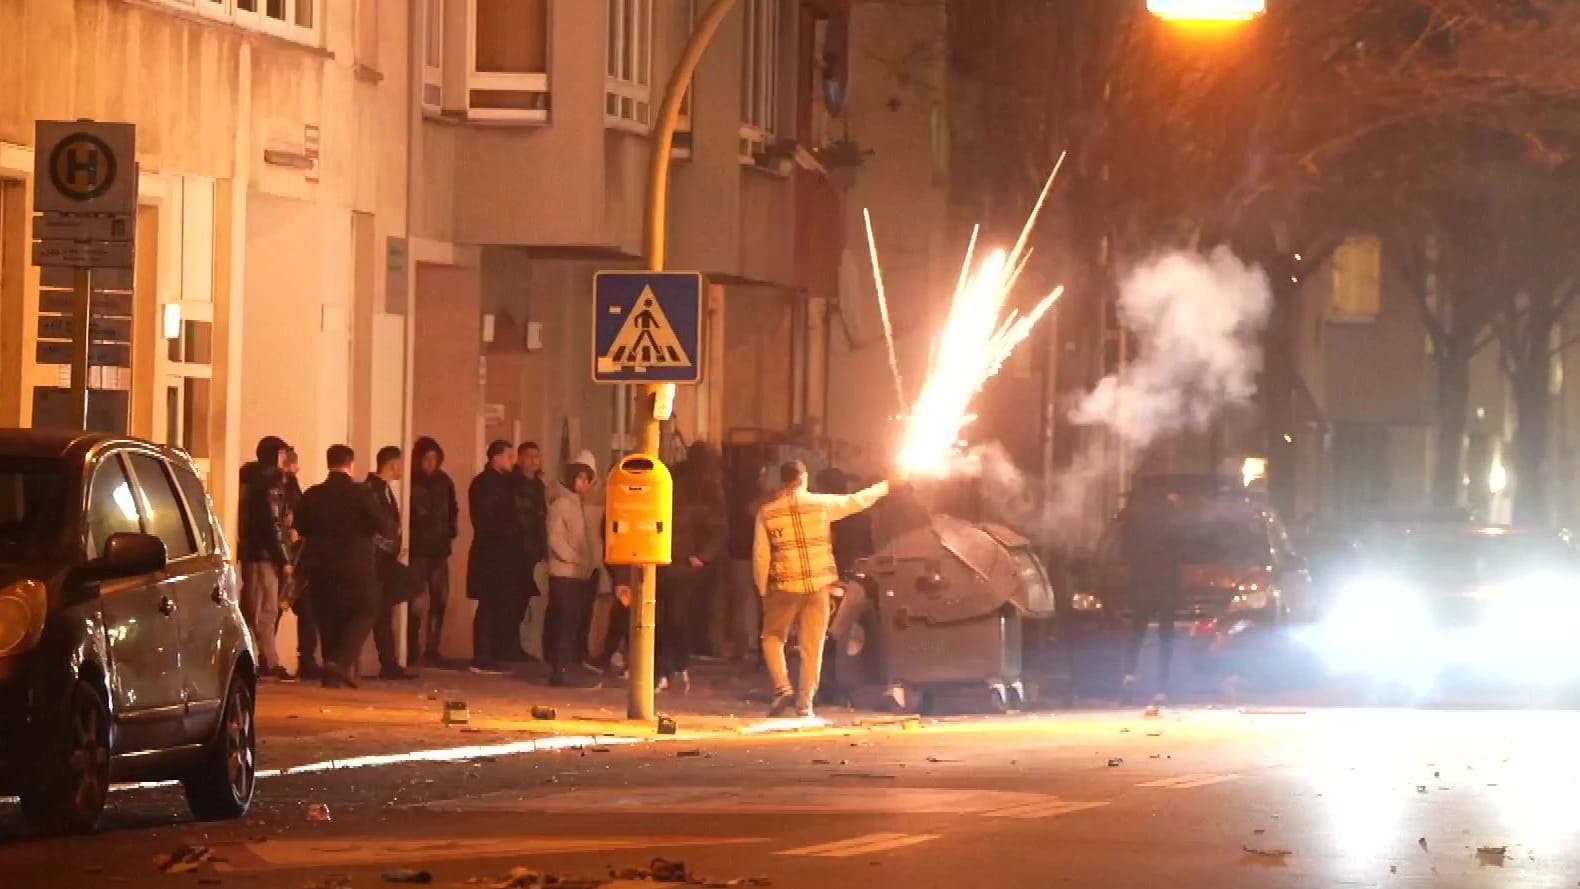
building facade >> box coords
[0,0,884,662]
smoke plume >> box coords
[973,247,1273,544]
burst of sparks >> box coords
[873,155,1068,478]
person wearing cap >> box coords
[546,450,602,687]
[754,461,900,718]
[466,440,528,674]
[238,435,294,680]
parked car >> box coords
[0,431,256,834]
[1065,484,1316,694]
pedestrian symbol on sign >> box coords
[597,287,693,375]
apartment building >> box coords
[0,0,411,535]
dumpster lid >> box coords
[860,515,1058,623]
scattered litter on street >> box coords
[1107,758,1124,767]
[444,701,471,725]
[1242,846,1293,862]
[832,771,898,779]
[677,749,709,758]
[302,876,354,889]
[531,706,557,720]
[926,756,960,763]
[383,868,434,883]
[153,844,211,874]
[1477,846,1508,867]
[812,758,832,765]
[658,716,679,735]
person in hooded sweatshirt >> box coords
[467,440,527,674]
[408,436,459,668]
[547,451,602,687]
[238,435,294,680]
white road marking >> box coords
[778,833,942,858]
[1136,773,1241,789]
[982,800,1111,819]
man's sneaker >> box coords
[674,670,692,694]
[796,706,815,719]
[657,675,670,692]
[767,693,798,718]
[260,665,292,681]
[379,667,419,681]
[297,663,324,682]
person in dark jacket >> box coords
[502,440,549,662]
[467,440,528,674]
[1121,495,1185,706]
[280,447,321,680]
[657,443,728,692]
[408,436,458,668]
[295,445,393,689]
[367,446,418,680]
[238,435,293,680]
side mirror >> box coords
[85,532,167,582]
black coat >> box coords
[410,475,458,560]
[515,471,549,566]
[237,461,290,564]
[295,472,392,587]
[467,467,530,602]
[365,473,403,559]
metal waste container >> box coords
[835,515,1058,712]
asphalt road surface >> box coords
[5,706,1579,888]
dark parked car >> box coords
[1066,487,1316,694]
[0,432,256,834]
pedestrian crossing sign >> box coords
[593,271,704,383]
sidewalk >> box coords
[253,661,893,772]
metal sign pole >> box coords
[70,268,91,431]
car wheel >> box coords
[183,674,257,821]
[21,679,111,836]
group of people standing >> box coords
[236,437,412,688]
[232,429,902,717]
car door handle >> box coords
[212,587,228,606]
[158,596,178,616]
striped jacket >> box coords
[753,482,890,595]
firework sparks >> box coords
[869,155,1068,478]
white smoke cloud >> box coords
[1073,247,1272,447]
[967,247,1273,545]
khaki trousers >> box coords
[760,586,833,709]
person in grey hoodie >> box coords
[547,452,600,687]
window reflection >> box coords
[112,482,139,522]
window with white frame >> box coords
[162,0,320,46]
[606,0,653,130]
[422,0,444,112]
[740,0,783,161]
[672,0,697,154]
[468,0,551,122]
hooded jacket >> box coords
[410,437,459,559]
[548,450,601,580]
[237,435,291,564]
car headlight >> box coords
[1071,592,1104,612]
[0,580,47,658]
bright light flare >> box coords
[865,155,1066,478]
[1148,0,1264,22]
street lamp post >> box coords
[629,0,740,723]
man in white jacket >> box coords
[547,451,601,687]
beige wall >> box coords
[0,0,410,542]
[412,261,482,660]
[825,0,950,472]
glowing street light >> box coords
[1148,0,1265,21]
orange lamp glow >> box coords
[1148,0,1265,21]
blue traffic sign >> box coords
[593,271,703,384]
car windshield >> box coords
[0,457,67,562]
[1385,531,1577,587]
[1174,519,1269,566]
